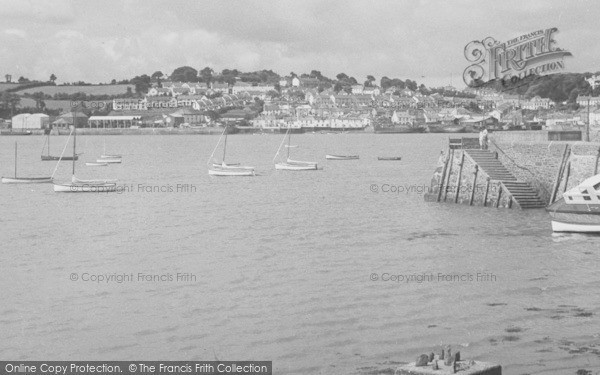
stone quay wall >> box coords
[490,132,600,204]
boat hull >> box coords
[86,162,108,166]
[211,163,254,170]
[275,163,318,170]
[41,155,78,161]
[101,154,122,159]
[378,157,402,161]
[97,158,121,163]
[326,155,359,160]
[2,176,53,184]
[208,168,255,176]
[53,183,117,192]
[547,197,600,232]
[374,126,426,134]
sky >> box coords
[1,0,599,88]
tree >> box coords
[170,66,198,82]
[18,76,30,83]
[49,74,57,83]
[130,74,152,95]
[5,74,11,83]
[151,71,164,80]
[199,67,214,84]
[365,75,376,87]
[336,73,349,81]
[0,92,21,117]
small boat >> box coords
[207,126,255,176]
[1,142,53,184]
[274,126,318,171]
[211,162,254,171]
[1,130,32,136]
[86,162,108,166]
[42,155,78,161]
[41,131,79,160]
[378,156,402,161]
[53,182,117,192]
[53,122,117,193]
[208,167,255,176]
[97,158,121,164]
[326,154,359,160]
[547,174,600,232]
[100,140,122,159]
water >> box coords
[1,133,599,374]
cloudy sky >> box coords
[1,0,598,88]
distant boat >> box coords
[1,142,53,184]
[53,124,117,192]
[100,139,122,159]
[1,130,32,136]
[207,126,255,176]
[325,154,359,160]
[96,158,121,164]
[378,156,402,161]
[274,126,318,170]
[41,131,79,161]
[86,162,108,166]
[547,174,600,233]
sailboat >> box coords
[41,131,78,161]
[2,142,53,183]
[53,125,117,192]
[207,126,255,176]
[98,139,122,163]
[274,126,318,170]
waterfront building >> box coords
[576,95,600,107]
[11,113,49,129]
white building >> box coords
[11,113,50,129]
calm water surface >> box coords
[1,133,599,374]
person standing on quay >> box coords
[479,126,488,150]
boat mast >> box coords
[47,131,50,156]
[14,142,17,178]
[72,116,76,176]
[222,126,228,163]
[287,128,291,160]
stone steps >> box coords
[465,149,546,209]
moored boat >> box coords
[325,154,359,160]
[97,158,122,164]
[1,142,53,184]
[42,155,78,161]
[275,162,317,171]
[547,174,600,232]
[273,126,318,171]
[207,126,255,176]
[378,156,402,161]
[53,182,117,192]
[86,162,108,166]
[208,167,255,176]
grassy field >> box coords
[15,84,134,96]
[0,83,32,92]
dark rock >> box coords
[454,351,460,362]
[440,349,444,360]
[429,352,435,362]
[415,354,429,367]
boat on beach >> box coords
[325,154,359,160]
[547,174,600,232]
[1,142,53,184]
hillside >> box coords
[15,84,134,96]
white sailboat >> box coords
[207,126,255,176]
[1,142,53,184]
[53,125,117,192]
[274,126,318,170]
[100,139,122,159]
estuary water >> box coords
[0,133,599,375]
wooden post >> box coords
[563,161,571,193]
[442,149,455,202]
[508,195,513,209]
[437,150,450,202]
[550,145,569,204]
[454,151,465,203]
[469,165,478,206]
[495,183,502,208]
[483,177,490,207]
[594,147,600,175]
